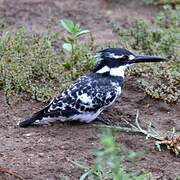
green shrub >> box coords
[0,27,94,103]
[144,0,180,8]
[74,130,151,179]
[113,6,180,103]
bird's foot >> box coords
[94,116,112,125]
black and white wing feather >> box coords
[19,73,123,127]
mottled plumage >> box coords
[19,48,165,127]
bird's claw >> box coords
[94,116,112,125]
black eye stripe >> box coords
[121,55,129,59]
[94,48,136,72]
[107,59,125,67]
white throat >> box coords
[110,66,126,78]
[96,65,127,78]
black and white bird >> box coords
[19,48,165,127]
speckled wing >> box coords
[45,73,123,120]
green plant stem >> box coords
[93,124,141,133]
[93,111,164,141]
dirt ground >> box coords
[0,0,179,179]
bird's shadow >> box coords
[18,117,111,129]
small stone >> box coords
[38,153,44,157]
[158,102,170,112]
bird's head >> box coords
[94,48,165,77]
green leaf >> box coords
[79,171,91,180]
[60,19,75,33]
[62,62,71,70]
[62,43,73,52]
[75,30,90,37]
[73,23,81,33]
[134,174,149,180]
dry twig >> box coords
[94,110,180,156]
[0,167,25,180]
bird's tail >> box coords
[19,106,49,128]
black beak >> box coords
[129,55,166,64]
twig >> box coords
[94,110,180,155]
[93,124,140,133]
[0,167,25,180]
[94,110,163,140]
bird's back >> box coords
[48,73,124,121]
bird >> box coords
[19,48,165,127]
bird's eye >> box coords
[122,55,129,59]
[119,55,129,62]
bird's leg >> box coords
[94,115,112,125]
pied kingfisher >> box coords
[19,48,165,127]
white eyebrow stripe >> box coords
[108,53,124,59]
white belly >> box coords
[71,110,102,123]
[34,111,101,124]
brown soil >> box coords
[0,0,179,179]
